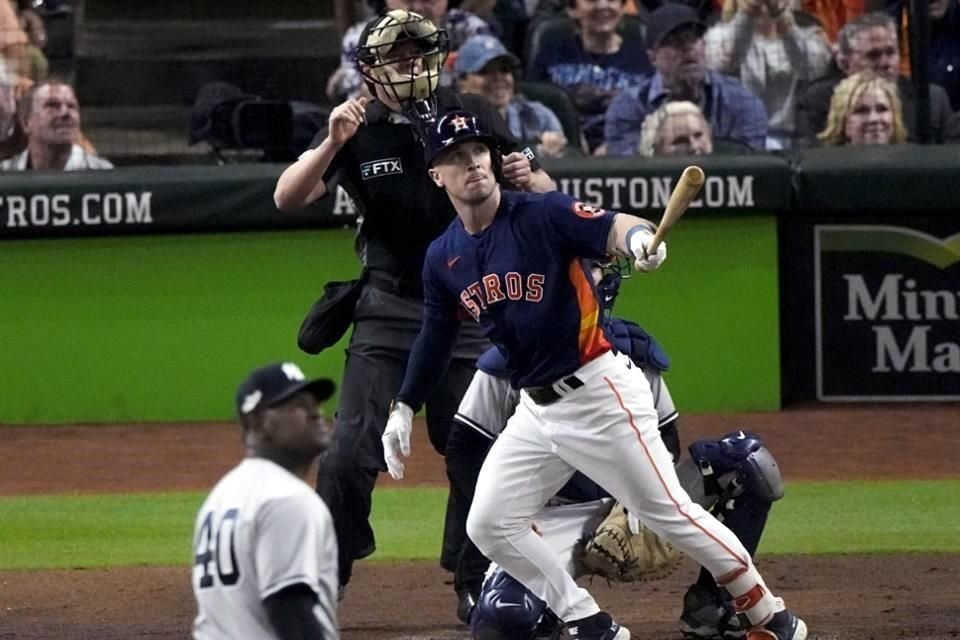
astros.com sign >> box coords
[814,225,960,401]
[330,174,758,216]
[557,174,755,211]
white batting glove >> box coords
[382,401,414,480]
[629,229,667,273]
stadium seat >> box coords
[516,80,582,149]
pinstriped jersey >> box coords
[422,190,615,388]
[192,458,339,640]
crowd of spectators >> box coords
[0,0,957,171]
[322,0,959,159]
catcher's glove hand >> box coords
[580,502,684,582]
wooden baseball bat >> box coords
[645,166,705,254]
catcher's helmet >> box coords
[593,257,633,316]
[423,110,500,167]
[355,9,449,104]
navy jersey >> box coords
[476,318,670,379]
[422,190,616,389]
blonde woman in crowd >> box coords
[638,100,713,157]
[818,71,907,146]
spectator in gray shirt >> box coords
[705,0,831,149]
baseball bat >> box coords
[645,166,705,254]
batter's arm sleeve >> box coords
[396,254,461,411]
[264,584,327,640]
[395,314,459,411]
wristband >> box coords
[626,224,654,259]
[521,146,542,172]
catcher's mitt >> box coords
[580,502,684,582]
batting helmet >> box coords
[423,110,500,167]
[355,9,449,104]
[470,570,548,640]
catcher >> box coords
[455,261,785,640]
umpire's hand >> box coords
[382,400,414,479]
[501,152,533,189]
[328,96,369,146]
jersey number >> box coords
[194,509,240,588]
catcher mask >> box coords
[356,9,449,105]
[592,257,633,316]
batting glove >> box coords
[628,229,667,273]
[382,400,414,480]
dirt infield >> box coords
[1,405,958,639]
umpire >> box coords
[274,8,555,623]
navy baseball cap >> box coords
[423,110,499,166]
[454,35,520,75]
[645,3,706,48]
[235,362,335,416]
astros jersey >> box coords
[192,458,339,640]
[422,190,615,388]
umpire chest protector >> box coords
[318,88,516,289]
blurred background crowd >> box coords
[0,0,957,170]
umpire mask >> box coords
[356,9,449,106]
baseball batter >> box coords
[191,362,339,640]
[382,111,806,639]
[457,265,786,640]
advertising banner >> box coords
[813,225,960,401]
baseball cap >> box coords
[645,3,706,48]
[235,362,335,416]
[454,35,520,75]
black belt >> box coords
[366,271,424,299]
[525,375,584,406]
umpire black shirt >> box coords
[314,89,517,294]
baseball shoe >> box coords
[746,610,807,640]
[679,584,745,640]
[566,611,630,640]
[456,585,479,625]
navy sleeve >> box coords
[396,249,461,411]
[395,317,459,411]
[536,192,616,260]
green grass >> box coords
[0,481,957,570]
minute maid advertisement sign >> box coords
[814,225,960,401]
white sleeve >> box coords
[454,370,520,439]
[255,493,337,600]
[644,369,678,427]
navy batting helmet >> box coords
[423,110,500,167]
[470,570,548,640]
